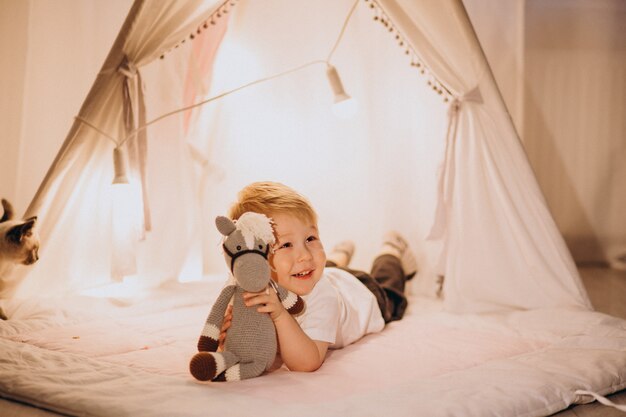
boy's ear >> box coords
[215,216,236,237]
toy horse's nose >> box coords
[233,252,272,293]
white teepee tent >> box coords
[8,0,591,315]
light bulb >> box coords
[112,147,129,185]
[326,64,358,118]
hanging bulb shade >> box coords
[326,64,358,119]
[112,147,129,185]
[326,64,350,103]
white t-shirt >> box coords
[296,267,385,349]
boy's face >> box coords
[270,212,326,296]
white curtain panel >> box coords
[380,0,591,312]
[9,0,222,297]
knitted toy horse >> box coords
[189,212,305,382]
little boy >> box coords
[224,181,416,372]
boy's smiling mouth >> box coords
[292,269,314,279]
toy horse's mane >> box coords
[234,212,275,249]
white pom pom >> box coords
[235,212,275,249]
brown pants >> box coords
[326,254,408,323]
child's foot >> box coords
[327,240,355,268]
[380,231,418,280]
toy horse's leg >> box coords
[189,351,239,381]
[215,358,268,382]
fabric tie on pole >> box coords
[427,85,483,272]
[118,55,152,233]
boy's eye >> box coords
[306,236,318,243]
[278,242,292,250]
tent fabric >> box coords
[9,1,222,297]
[5,0,589,315]
[380,0,591,312]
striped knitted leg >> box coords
[189,351,239,381]
[217,357,267,382]
[274,283,305,316]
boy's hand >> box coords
[217,305,233,352]
[243,286,286,322]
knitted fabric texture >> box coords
[189,213,305,382]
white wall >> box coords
[523,0,626,266]
[0,0,30,206]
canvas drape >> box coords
[379,0,591,312]
[10,0,225,297]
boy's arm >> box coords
[273,313,329,372]
[243,289,329,372]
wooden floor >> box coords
[1,266,625,417]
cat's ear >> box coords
[1,199,14,223]
[6,218,37,244]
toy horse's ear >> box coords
[215,216,237,237]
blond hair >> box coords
[228,182,317,225]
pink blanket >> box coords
[1,281,625,417]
